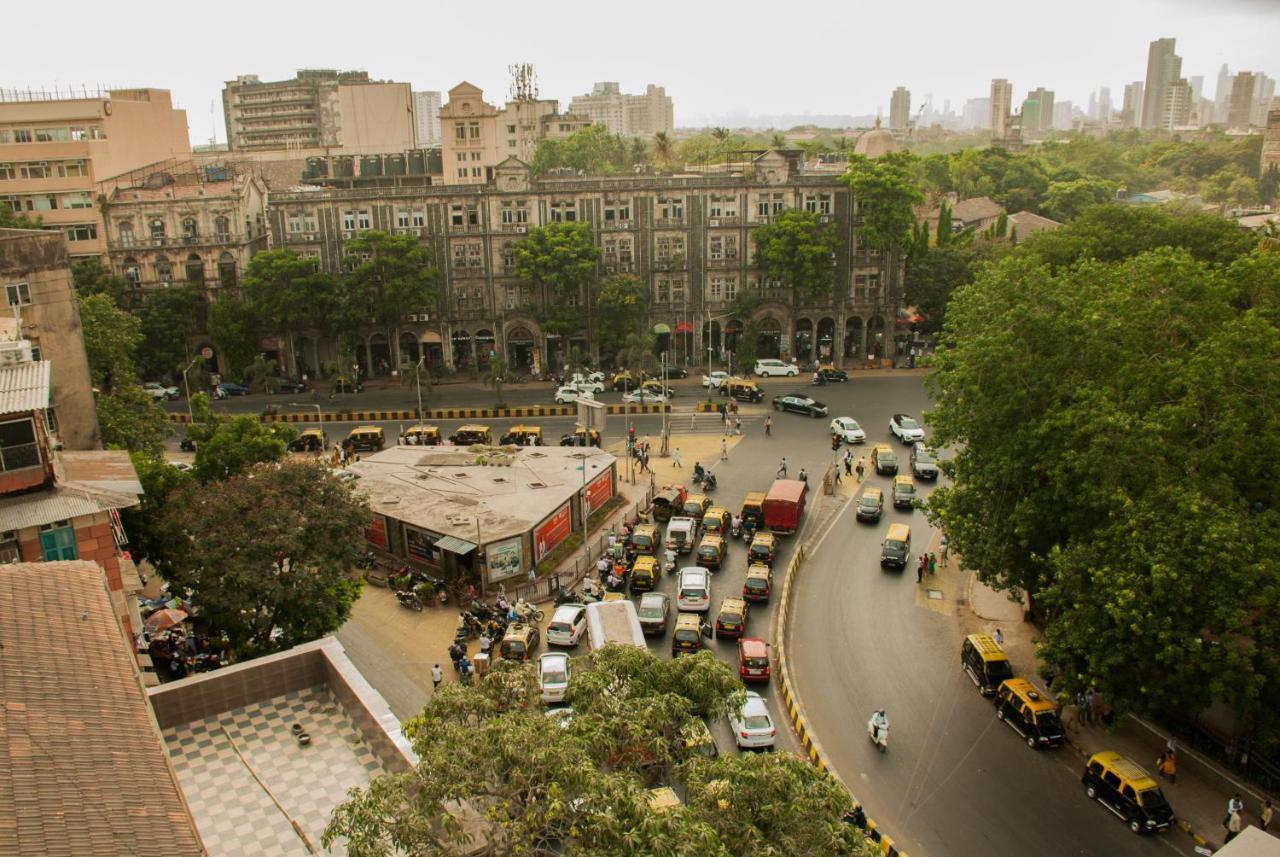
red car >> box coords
[738,637,771,683]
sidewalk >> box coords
[966,574,1277,852]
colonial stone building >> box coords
[265,149,902,376]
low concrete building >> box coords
[1007,210,1062,243]
[349,444,618,591]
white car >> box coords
[546,603,588,647]
[623,389,668,404]
[730,691,776,750]
[554,386,595,404]
[701,371,730,389]
[143,381,179,401]
[889,413,926,444]
[570,375,605,394]
[754,359,798,378]
[538,652,571,703]
[677,567,711,612]
[830,417,867,444]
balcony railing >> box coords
[0,442,42,472]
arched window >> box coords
[155,255,173,283]
[182,217,198,240]
[118,222,135,247]
[123,256,141,286]
[149,218,166,244]
[217,252,236,288]
[214,216,230,239]
[185,253,204,286]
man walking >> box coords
[734,414,742,435]
[940,535,950,567]
[916,556,924,583]
[721,438,729,461]
[431,663,443,690]
[855,457,865,482]
[764,415,772,436]
[844,451,853,477]
[778,457,788,478]
[672,447,682,468]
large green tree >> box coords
[751,209,839,304]
[842,152,923,251]
[515,222,600,339]
[135,286,204,382]
[343,230,440,359]
[1040,178,1117,222]
[78,293,140,391]
[186,398,297,483]
[71,258,130,304]
[904,247,973,335]
[240,249,345,372]
[926,246,1280,737]
[154,460,369,658]
[96,384,171,456]
[205,295,261,381]
[594,274,650,359]
[325,646,872,856]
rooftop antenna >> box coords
[508,63,538,103]
[209,99,217,147]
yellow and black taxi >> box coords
[559,426,602,447]
[714,597,749,639]
[401,425,442,446]
[1082,751,1175,835]
[288,428,326,453]
[995,678,1065,750]
[880,523,911,569]
[961,633,1014,695]
[701,506,732,537]
[742,563,774,603]
[499,623,541,661]
[682,493,712,521]
[612,370,648,391]
[695,534,726,570]
[499,425,543,446]
[723,377,764,402]
[450,424,493,446]
[747,532,776,566]
[630,523,659,555]
[671,613,707,657]
[332,375,363,394]
[345,425,385,452]
[856,486,884,522]
[873,443,899,475]
[640,379,675,397]
[629,555,658,593]
[815,364,849,382]
[892,475,916,509]
[740,492,766,530]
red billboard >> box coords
[584,470,614,517]
[534,503,572,562]
[364,515,388,548]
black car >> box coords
[817,367,848,382]
[663,367,690,379]
[771,393,828,418]
[267,377,307,394]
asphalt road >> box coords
[786,377,1194,857]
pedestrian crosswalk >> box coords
[663,412,764,434]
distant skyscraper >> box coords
[1027,87,1055,132]
[1189,76,1204,103]
[569,82,673,136]
[963,97,990,130]
[1053,100,1074,130]
[990,79,1013,137]
[889,87,911,131]
[1021,98,1042,137]
[412,91,442,146]
[1253,74,1276,127]
[1141,38,1182,130]
[1098,87,1112,123]
[1122,81,1144,128]
[1214,63,1232,123]
[1163,79,1194,128]
[1229,72,1258,128]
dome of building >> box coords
[853,118,900,158]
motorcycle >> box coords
[742,521,758,542]
[512,599,545,624]
[730,521,743,539]
[662,550,677,575]
[395,589,424,612]
[355,550,376,570]
[702,474,717,492]
[692,468,707,486]
[553,586,580,606]
[867,715,889,752]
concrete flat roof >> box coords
[347,445,616,544]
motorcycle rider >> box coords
[663,546,676,572]
[797,468,808,483]
[693,462,706,483]
[870,709,889,744]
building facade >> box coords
[990,79,1013,139]
[0,228,100,449]
[569,82,674,137]
[1263,108,1280,176]
[1141,38,1183,131]
[889,87,911,132]
[412,90,442,146]
[1122,82,1145,128]
[222,70,414,155]
[0,88,190,258]
[1026,88,1055,134]
[265,151,903,376]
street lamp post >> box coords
[705,310,736,382]
[181,355,201,426]
[414,356,427,426]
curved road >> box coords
[787,377,1192,857]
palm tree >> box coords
[653,131,674,168]
[711,127,730,143]
[770,132,787,149]
[483,356,509,407]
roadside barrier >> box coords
[167,404,670,425]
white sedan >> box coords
[623,389,668,404]
[701,371,729,389]
[143,381,179,401]
[730,691,776,750]
[538,652,571,703]
[754,359,798,378]
[554,386,595,404]
[830,417,867,444]
[570,375,605,394]
[889,413,926,444]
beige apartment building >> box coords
[569,82,674,137]
[97,160,269,308]
[1264,108,1280,176]
[222,70,414,155]
[0,88,190,258]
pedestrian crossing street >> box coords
[664,412,765,434]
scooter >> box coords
[395,589,424,612]
[867,716,889,752]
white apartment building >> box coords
[569,83,673,137]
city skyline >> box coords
[4,0,1278,142]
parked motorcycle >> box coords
[396,589,424,612]
[553,586,578,606]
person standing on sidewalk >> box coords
[431,663,443,690]
[1084,689,1097,725]
[928,553,937,576]
[1157,750,1176,784]
[1229,794,1245,818]
[778,457,788,478]
[1225,811,1242,843]
[764,415,772,436]
[734,414,742,435]
[940,536,949,567]
[1261,799,1273,832]
[916,557,924,584]
[844,451,853,477]
[672,448,682,468]
[856,457,865,482]
[721,438,729,461]
[992,627,1004,645]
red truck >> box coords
[763,479,807,534]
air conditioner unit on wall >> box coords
[515,226,527,233]
[709,219,720,227]
[407,314,419,322]
[819,215,831,223]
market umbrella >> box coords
[144,608,189,635]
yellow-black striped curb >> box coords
[167,404,670,425]
[774,542,910,856]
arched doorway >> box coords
[506,325,537,372]
[451,330,472,370]
[399,332,421,369]
[184,253,204,287]
[421,331,444,369]
[368,333,391,375]
[474,329,495,369]
[866,316,886,360]
[844,316,864,358]
[758,317,782,359]
[794,319,813,362]
[816,317,836,363]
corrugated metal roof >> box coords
[0,487,133,532]
[0,360,50,416]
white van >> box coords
[754,359,799,378]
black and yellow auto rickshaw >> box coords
[288,428,326,453]
[630,555,658,593]
[401,425,442,446]
[500,425,543,446]
[630,523,659,555]
[748,532,777,567]
[450,425,493,446]
[740,492,767,531]
[560,426,602,447]
[695,534,726,570]
[651,485,688,523]
[701,506,732,537]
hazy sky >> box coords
[5,0,1277,141]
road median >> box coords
[167,403,671,424]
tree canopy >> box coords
[594,274,650,359]
[186,407,296,484]
[153,460,369,658]
[342,230,440,333]
[135,286,204,382]
[751,209,839,304]
[925,243,1280,738]
[842,152,923,251]
[325,645,871,856]
[79,292,140,391]
[530,124,646,176]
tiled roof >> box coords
[0,562,206,856]
[951,196,1003,224]
[1008,210,1063,234]
[0,359,50,416]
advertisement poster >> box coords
[584,470,614,517]
[405,526,438,564]
[364,515,388,549]
[534,503,572,562]
[486,537,523,584]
